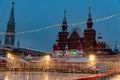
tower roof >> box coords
[87,6,93,29]
[17,40,20,47]
[68,27,84,38]
[62,10,68,32]
[98,31,102,39]
[88,6,92,19]
[98,31,103,43]
[4,1,16,47]
[9,2,15,23]
[63,10,67,23]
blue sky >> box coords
[0,0,120,52]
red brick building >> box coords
[53,7,115,55]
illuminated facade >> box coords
[53,7,115,55]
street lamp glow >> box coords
[7,52,14,60]
[7,52,12,59]
[89,55,95,61]
[7,53,11,58]
[45,55,50,60]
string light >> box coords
[0,13,119,35]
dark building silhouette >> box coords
[4,2,15,47]
[53,7,114,54]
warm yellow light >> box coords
[89,55,95,61]
[44,55,50,60]
[4,75,9,80]
[44,55,50,65]
[7,52,14,60]
[7,52,11,58]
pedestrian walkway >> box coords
[111,74,120,80]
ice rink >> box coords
[0,72,93,80]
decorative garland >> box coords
[0,13,119,35]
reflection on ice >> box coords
[0,72,93,80]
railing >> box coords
[76,70,120,80]
[76,71,120,80]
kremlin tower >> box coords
[4,2,16,47]
[83,7,96,53]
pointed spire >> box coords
[62,10,68,32]
[63,10,66,23]
[87,6,93,29]
[65,44,68,50]
[4,1,16,47]
[88,6,92,19]
[0,38,1,46]
[9,1,15,23]
[98,31,102,43]
[98,31,101,36]
[114,41,118,53]
[115,41,117,48]
[17,40,20,48]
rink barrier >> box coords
[76,70,120,80]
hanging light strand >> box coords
[0,13,119,35]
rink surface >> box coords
[0,71,94,80]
